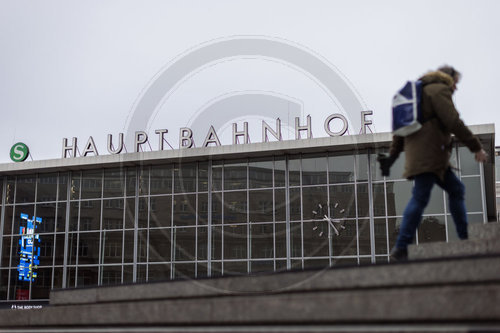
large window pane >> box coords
[249,190,273,223]
[138,197,148,228]
[137,230,148,263]
[123,231,134,263]
[54,233,65,265]
[212,193,222,225]
[289,188,301,221]
[138,167,149,196]
[462,177,483,212]
[173,227,196,261]
[148,264,171,282]
[198,162,209,192]
[459,146,480,176]
[224,160,247,190]
[150,195,172,228]
[223,261,247,276]
[81,170,102,199]
[174,163,196,193]
[101,266,122,286]
[101,230,122,264]
[212,163,223,191]
[418,215,446,244]
[426,187,445,215]
[290,222,302,258]
[103,168,125,198]
[76,266,98,287]
[198,194,208,225]
[56,202,66,232]
[79,200,101,231]
[16,175,36,203]
[37,173,58,202]
[125,198,135,229]
[251,223,273,259]
[386,181,413,216]
[275,222,286,258]
[303,221,329,257]
[31,267,52,300]
[357,184,369,218]
[13,205,34,235]
[224,191,247,224]
[58,173,68,201]
[302,186,327,221]
[173,194,196,226]
[374,218,388,255]
[126,168,136,197]
[275,189,286,222]
[387,217,402,249]
[356,154,369,182]
[149,228,171,262]
[329,185,356,218]
[331,220,357,256]
[302,156,327,185]
[77,232,100,265]
[358,219,371,255]
[328,154,354,184]
[3,206,13,235]
[102,199,124,230]
[372,183,386,217]
[288,156,301,186]
[211,226,222,260]
[36,203,56,233]
[197,227,208,260]
[150,164,172,195]
[224,225,247,260]
[249,159,273,189]
[274,158,286,187]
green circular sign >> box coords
[10,142,29,162]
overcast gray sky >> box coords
[1,0,499,163]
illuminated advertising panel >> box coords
[17,214,42,282]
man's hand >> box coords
[475,149,488,163]
[377,154,396,177]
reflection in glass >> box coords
[290,222,302,258]
[77,232,100,265]
[251,223,273,259]
[148,264,171,282]
[81,170,102,199]
[289,188,301,221]
[101,265,122,286]
[137,230,148,263]
[274,158,286,187]
[249,190,273,223]
[249,159,273,189]
[387,217,402,249]
[329,185,356,218]
[302,186,327,221]
[16,175,36,203]
[224,225,247,259]
[198,194,208,225]
[289,157,301,186]
[251,261,274,273]
[356,155,369,181]
[138,197,148,228]
[101,230,122,264]
[31,267,52,299]
[303,221,328,257]
[374,218,388,255]
[304,259,329,269]
[357,184,369,218]
[174,163,196,193]
[123,231,134,263]
[418,215,446,244]
[328,154,354,184]
[174,263,195,279]
[149,228,171,262]
[138,167,149,196]
[224,261,247,276]
[223,191,247,224]
[37,173,58,202]
[77,266,99,287]
[224,160,247,190]
[58,174,68,201]
[459,146,480,176]
[302,156,327,185]
[385,181,413,216]
[150,196,172,228]
[462,177,483,212]
[372,184,386,217]
[275,189,286,222]
[212,193,222,225]
[198,162,209,192]
[102,199,124,230]
[358,219,371,255]
[103,168,125,198]
[173,194,196,226]
[126,168,136,197]
[79,200,101,231]
[125,198,135,229]
[150,164,172,195]
[212,163,223,191]
[275,222,287,258]
[331,220,357,256]
[211,226,222,260]
[174,227,196,261]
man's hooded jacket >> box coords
[389,70,482,180]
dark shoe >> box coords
[390,247,408,261]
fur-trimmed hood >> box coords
[419,70,455,88]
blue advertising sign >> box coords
[17,214,42,282]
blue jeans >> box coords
[395,168,468,250]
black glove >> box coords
[377,153,396,177]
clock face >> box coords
[311,201,347,238]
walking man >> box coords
[382,65,488,261]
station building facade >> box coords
[0,124,496,302]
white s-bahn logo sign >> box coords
[10,142,29,162]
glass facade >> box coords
[0,145,488,301]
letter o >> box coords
[324,114,348,136]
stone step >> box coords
[1,256,499,330]
[469,222,500,240]
[409,237,500,260]
[50,256,500,306]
